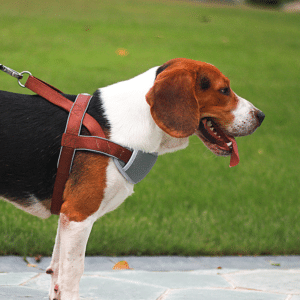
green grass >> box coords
[0,0,299,256]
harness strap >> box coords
[52,94,135,215]
[61,134,132,161]
[25,75,106,137]
[51,94,90,214]
[25,75,133,164]
[24,75,133,215]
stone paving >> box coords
[0,256,299,300]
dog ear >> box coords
[146,69,200,138]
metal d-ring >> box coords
[18,71,32,88]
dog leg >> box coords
[49,213,94,300]
[47,219,61,300]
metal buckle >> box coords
[0,64,31,88]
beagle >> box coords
[0,58,264,300]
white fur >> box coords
[229,94,261,136]
[1,195,51,219]
[96,159,134,218]
[100,67,189,155]
[48,214,95,300]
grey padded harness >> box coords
[114,150,158,184]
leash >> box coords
[1,63,158,214]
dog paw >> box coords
[46,268,54,274]
[49,284,60,300]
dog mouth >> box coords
[196,118,239,167]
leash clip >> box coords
[0,64,32,88]
[0,64,23,79]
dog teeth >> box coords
[206,120,221,138]
[206,119,228,141]
[207,121,214,131]
[226,142,233,147]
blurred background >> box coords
[0,0,299,257]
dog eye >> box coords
[219,87,230,96]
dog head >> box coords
[146,58,265,166]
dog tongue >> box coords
[229,136,239,167]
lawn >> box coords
[0,0,299,256]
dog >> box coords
[0,58,264,299]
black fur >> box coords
[0,90,110,205]
[199,75,211,90]
[155,63,170,78]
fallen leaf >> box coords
[27,263,37,268]
[112,261,132,270]
[116,48,129,56]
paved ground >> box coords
[0,256,300,299]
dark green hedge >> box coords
[247,0,291,6]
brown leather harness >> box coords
[25,75,133,215]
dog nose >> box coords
[256,110,265,126]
